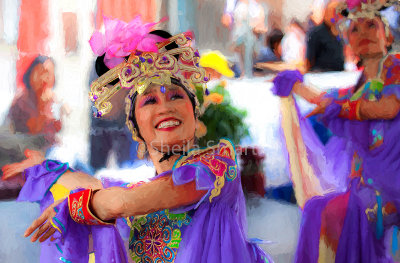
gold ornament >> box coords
[89,32,210,141]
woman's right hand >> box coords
[1,149,45,181]
[305,97,333,118]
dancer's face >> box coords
[134,83,196,152]
[348,17,389,57]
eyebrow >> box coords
[142,85,180,95]
[142,87,156,95]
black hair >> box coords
[267,29,284,52]
[23,55,53,90]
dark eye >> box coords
[143,96,157,105]
[368,22,376,28]
[351,26,358,33]
[170,92,184,101]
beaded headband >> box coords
[336,0,399,37]
[88,17,209,141]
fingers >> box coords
[306,107,321,118]
[24,209,51,238]
[1,164,22,180]
[39,227,56,243]
[30,222,52,242]
[2,155,43,180]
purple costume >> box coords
[275,54,400,262]
[18,139,271,263]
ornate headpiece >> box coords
[336,0,399,36]
[88,16,209,141]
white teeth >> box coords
[157,120,180,129]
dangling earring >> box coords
[137,141,147,159]
[195,120,207,138]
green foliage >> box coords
[196,82,250,147]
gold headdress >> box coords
[89,26,209,141]
[336,0,399,37]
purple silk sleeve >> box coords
[318,96,371,154]
[171,164,214,212]
[271,70,303,97]
[149,163,215,214]
[49,197,129,263]
[17,160,71,203]
[17,160,130,263]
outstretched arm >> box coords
[23,174,206,242]
[2,149,102,191]
[91,175,206,220]
[292,81,325,105]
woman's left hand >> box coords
[24,199,63,242]
[2,149,45,181]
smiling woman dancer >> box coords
[272,0,400,262]
[2,17,271,263]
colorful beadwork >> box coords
[68,189,115,225]
[174,139,237,202]
[128,210,192,263]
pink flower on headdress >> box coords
[346,0,382,10]
[89,16,166,68]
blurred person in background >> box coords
[221,0,238,28]
[223,0,267,77]
[8,56,61,146]
[253,29,287,74]
[255,29,284,63]
[0,56,64,198]
[1,56,65,168]
[305,0,345,72]
[308,0,330,29]
[281,20,307,70]
[254,21,306,73]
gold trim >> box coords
[174,139,235,203]
[209,176,225,203]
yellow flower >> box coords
[206,93,224,104]
[219,80,227,88]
